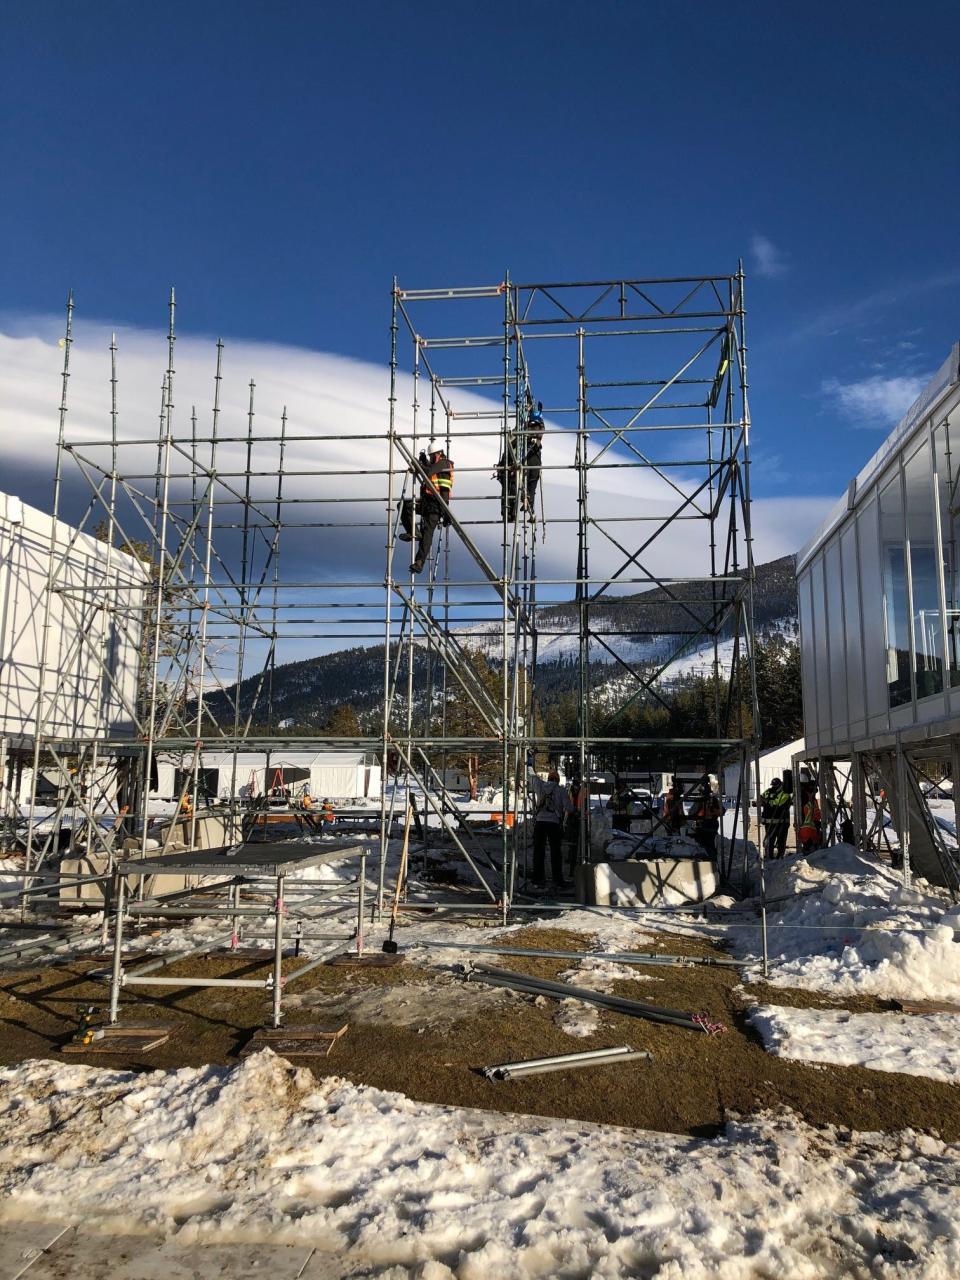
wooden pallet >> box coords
[63,1022,175,1055]
[242,1022,348,1058]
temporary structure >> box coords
[724,738,851,802]
[724,738,805,802]
[154,750,380,802]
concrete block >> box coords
[579,858,717,906]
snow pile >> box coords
[734,845,960,1002]
[0,1053,958,1276]
[0,856,24,895]
[749,1005,960,1084]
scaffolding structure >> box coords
[384,271,763,910]
[12,269,763,938]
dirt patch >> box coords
[740,982,892,1015]
[1,927,958,1139]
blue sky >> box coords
[2,0,959,517]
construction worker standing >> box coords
[692,784,723,857]
[608,778,632,833]
[399,441,454,575]
[663,780,686,834]
[760,777,791,858]
[798,784,821,853]
[566,777,588,868]
[527,759,573,889]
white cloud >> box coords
[821,373,929,428]
[0,318,832,662]
[750,234,788,279]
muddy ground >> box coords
[1,924,957,1138]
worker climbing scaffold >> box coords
[523,397,544,519]
[398,440,454,575]
[494,392,545,529]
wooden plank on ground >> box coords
[62,1022,175,1054]
[327,951,404,967]
[242,1022,348,1058]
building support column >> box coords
[851,750,867,851]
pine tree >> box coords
[324,703,361,737]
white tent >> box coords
[723,738,804,803]
[154,751,380,802]
[724,738,852,803]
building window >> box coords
[933,416,960,685]
[904,440,943,699]
[879,474,911,707]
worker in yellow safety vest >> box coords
[399,440,454,575]
[760,778,791,858]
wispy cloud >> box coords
[750,234,788,279]
[0,317,835,662]
[821,372,929,428]
[789,267,960,344]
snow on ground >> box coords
[748,1005,960,1084]
[390,906,661,1038]
[729,845,960,1003]
[0,1050,958,1278]
[550,912,659,1037]
[0,856,23,894]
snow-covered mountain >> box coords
[202,555,798,729]
[461,555,798,690]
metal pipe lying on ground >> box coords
[428,941,742,968]
[471,971,707,1030]
[0,930,90,965]
[484,1044,651,1080]
[467,963,718,1032]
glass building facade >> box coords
[797,344,960,754]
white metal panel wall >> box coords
[825,541,847,734]
[797,569,819,749]
[810,557,831,745]
[0,493,146,742]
